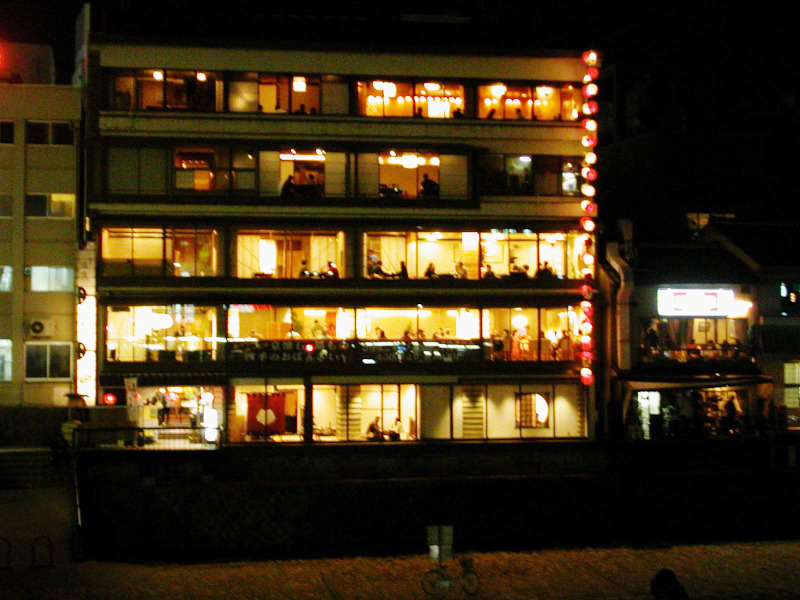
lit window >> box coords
[174,148,230,191]
[24,194,75,218]
[378,152,439,199]
[29,267,74,292]
[357,80,464,118]
[0,339,10,381]
[25,342,72,380]
[516,393,550,427]
[279,149,326,199]
[0,266,11,291]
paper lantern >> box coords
[580,368,595,386]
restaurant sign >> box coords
[657,288,735,317]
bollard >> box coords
[30,535,54,568]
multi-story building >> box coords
[0,43,81,419]
[75,10,601,446]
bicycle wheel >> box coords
[422,569,447,597]
[460,570,480,596]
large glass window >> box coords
[357,80,464,118]
[105,305,220,362]
[29,267,74,291]
[109,69,222,111]
[109,69,164,110]
[234,381,586,442]
[641,318,749,360]
[378,152,439,199]
[482,305,586,362]
[227,73,320,114]
[173,147,230,191]
[236,230,344,279]
[24,194,75,218]
[101,228,219,277]
[164,70,222,111]
[279,149,326,199]
[362,229,591,280]
[478,83,579,121]
[477,154,584,196]
[0,339,10,381]
[25,342,71,380]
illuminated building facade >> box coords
[76,15,601,444]
[0,44,81,410]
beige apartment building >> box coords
[0,44,81,409]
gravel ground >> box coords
[2,540,800,599]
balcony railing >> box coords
[106,337,582,366]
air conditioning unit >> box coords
[28,319,55,338]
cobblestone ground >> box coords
[2,540,800,599]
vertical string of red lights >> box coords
[579,50,599,387]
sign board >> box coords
[657,288,735,317]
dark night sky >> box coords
[0,1,795,84]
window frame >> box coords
[0,339,11,382]
[477,154,585,197]
[0,121,14,144]
[515,392,551,428]
[24,193,76,218]
[24,341,73,381]
[28,266,75,292]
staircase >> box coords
[0,448,69,490]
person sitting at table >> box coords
[298,260,311,278]
[454,262,468,279]
[294,103,307,115]
[366,416,384,441]
[387,261,408,279]
[307,173,323,198]
[387,417,404,441]
[482,264,497,279]
[311,320,325,338]
[281,175,295,198]
[535,262,555,278]
[423,262,437,278]
[368,260,390,278]
[324,261,340,278]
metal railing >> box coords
[72,427,222,450]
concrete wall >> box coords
[74,441,800,560]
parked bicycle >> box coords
[422,556,480,596]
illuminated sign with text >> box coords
[657,288,735,317]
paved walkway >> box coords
[1,539,800,599]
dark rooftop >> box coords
[633,242,756,285]
[705,222,800,270]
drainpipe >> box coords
[605,241,633,371]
